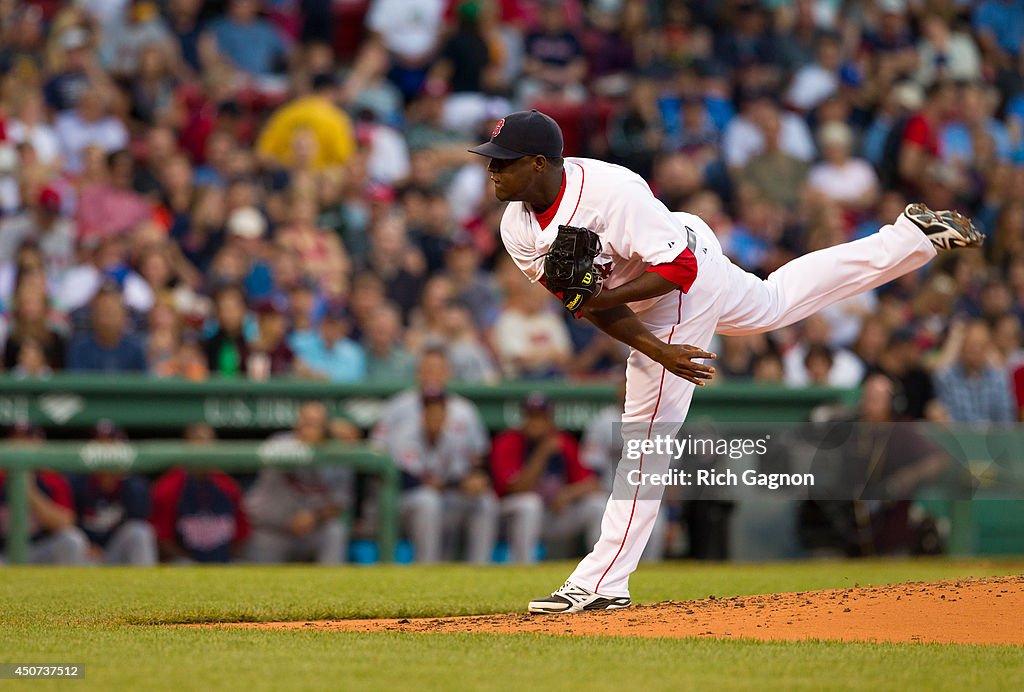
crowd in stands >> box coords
[0,0,1022,418]
[2,0,1024,563]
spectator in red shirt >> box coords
[149,423,250,563]
[898,81,957,194]
[0,422,88,564]
[490,392,606,563]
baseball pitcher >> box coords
[469,110,984,613]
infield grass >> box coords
[1,559,1022,691]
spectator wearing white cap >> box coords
[808,121,879,214]
[223,206,276,300]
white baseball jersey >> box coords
[496,154,940,599]
[500,157,706,315]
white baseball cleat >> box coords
[528,580,632,614]
[902,203,985,251]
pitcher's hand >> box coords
[654,344,717,386]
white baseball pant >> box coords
[568,215,937,597]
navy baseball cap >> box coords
[469,110,564,160]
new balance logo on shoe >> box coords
[527,581,632,614]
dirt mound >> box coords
[210,575,1024,644]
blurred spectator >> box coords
[808,121,879,215]
[57,235,151,314]
[276,193,349,285]
[722,92,815,171]
[352,0,447,102]
[427,0,513,133]
[0,239,53,308]
[406,274,453,353]
[431,1,504,96]
[0,422,88,564]
[783,315,865,387]
[443,233,500,330]
[775,0,828,72]
[102,1,179,81]
[364,213,426,320]
[914,14,982,87]
[803,343,835,385]
[739,106,810,209]
[490,392,605,563]
[519,1,587,104]
[0,188,73,278]
[290,302,366,383]
[713,0,779,77]
[202,284,250,377]
[752,349,785,383]
[357,110,412,186]
[492,279,571,379]
[864,80,924,172]
[204,0,289,93]
[363,302,415,383]
[374,388,497,563]
[972,0,1024,71]
[940,82,1012,171]
[44,26,102,113]
[607,79,664,179]
[66,283,147,372]
[7,90,62,171]
[2,279,67,371]
[70,421,157,565]
[785,31,843,113]
[245,402,350,564]
[863,0,917,75]
[150,423,250,563]
[54,86,129,174]
[897,80,957,195]
[934,320,1015,422]
[248,298,295,379]
[436,298,499,384]
[874,328,936,421]
[256,73,356,171]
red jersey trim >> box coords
[646,248,698,293]
[566,162,585,224]
[534,172,567,230]
[594,291,683,593]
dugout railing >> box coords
[0,375,861,434]
[0,441,398,565]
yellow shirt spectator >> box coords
[256,94,356,170]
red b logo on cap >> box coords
[491,118,505,139]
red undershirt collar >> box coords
[533,171,567,230]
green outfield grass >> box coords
[1,559,1022,691]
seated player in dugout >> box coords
[0,422,88,565]
[149,423,250,564]
[490,392,606,564]
[469,109,984,613]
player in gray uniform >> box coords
[245,402,350,564]
[374,388,498,563]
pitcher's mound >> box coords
[215,575,1024,644]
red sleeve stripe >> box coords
[646,248,698,293]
